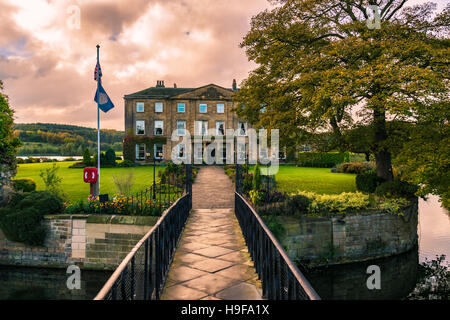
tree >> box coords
[235,0,449,182]
[0,80,21,205]
[105,148,116,166]
[82,148,91,165]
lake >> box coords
[303,195,450,300]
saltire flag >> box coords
[94,82,115,113]
[94,63,102,82]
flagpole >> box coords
[96,44,101,195]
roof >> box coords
[124,83,236,99]
[124,87,194,99]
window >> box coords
[216,121,225,136]
[238,122,247,136]
[199,103,207,113]
[177,102,185,113]
[136,144,145,160]
[136,102,144,112]
[217,103,224,113]
[155,102,163,113]
[136,120,145,135]
[177,144,186,159]
[154,144,163,159]
[196,120,208,135]
[177,120,186,136]
[154,120,163,135]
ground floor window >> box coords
[154,144,163,159]
[136,143,145,160]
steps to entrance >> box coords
[161,167,263,300]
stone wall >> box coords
[279,199,419,266]
[0,215,158,270]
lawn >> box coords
[266,165,356,194]
[14,161,166,202]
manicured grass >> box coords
[15,161,165,202]
[266,165,356,194]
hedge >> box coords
[13,178,37,192]
[297,152,350,168]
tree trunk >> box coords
[364,152,370,162]
[373,109,393,181]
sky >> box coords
[0,0,447,130]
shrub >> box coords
[241,173,253,193]
[82,148,91,165]
[249,189,264,206]
[334,162,374,174]
[105,148,116,166]
[0,207,46,246]
[0,191,63,246]
[297,152,350,168]
[253,164,262,190]
[112,171,135,196]
[13,178,36,192]
[284,194,311,215]
[298,191,371,214]
[261,215,285,239]
[375,179,418,199]
[356,171,385,193]
[39,163,65,199]
[117,160,133,167]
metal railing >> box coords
[94,192,191,300]
[235,192,320,300]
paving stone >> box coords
[183,273,240,295]
[162,284,208,300]
[193,246,235,258]
[216,282,263,300]
[165,266,208,282]
[190,257,235,273]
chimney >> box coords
[232,79,237,91]
[174,83,177,88]
[156,80,165,87]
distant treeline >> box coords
[14,123,124,156]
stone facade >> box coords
[279,199,419,266]
[124,80,250,161]
[0,215,157,270]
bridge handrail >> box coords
[235,192,320,300]
[94,192,191,300]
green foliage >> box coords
[105,148,116,166]
[298,191,371,215]
[39,163,65,199]
[14,123,124,156]
[249,189,264,206]
[13,178,36,192]
[0,191,63,246]
[241,173,253,193]
[234,1,449,182]
[375,179,419,199]
[261,215,285,240]
[123,135,167,162]
[297,152,350,168]
[112,171,135,196]
[117,160,133,167]
[0,80,21,172]
[334,162,374,174]
[252,163,262,190]
[82,148,91,165]
[284,195,311,216]
[408,255,450,300]
[377,197,410,216]
[356,171,385,193]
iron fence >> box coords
[94,164,192,300]
[94,192,191,300]
[235,191,320,300]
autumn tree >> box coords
[235,0,449,181]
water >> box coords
[0,266,111,300]
[303,195,450,300]
[17,156,83,161]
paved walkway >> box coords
[161,166,263,300]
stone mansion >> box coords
[124,80,250,162]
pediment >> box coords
[170,84,233,100]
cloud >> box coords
[0,0,271,130]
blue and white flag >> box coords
[94,82,115,113]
